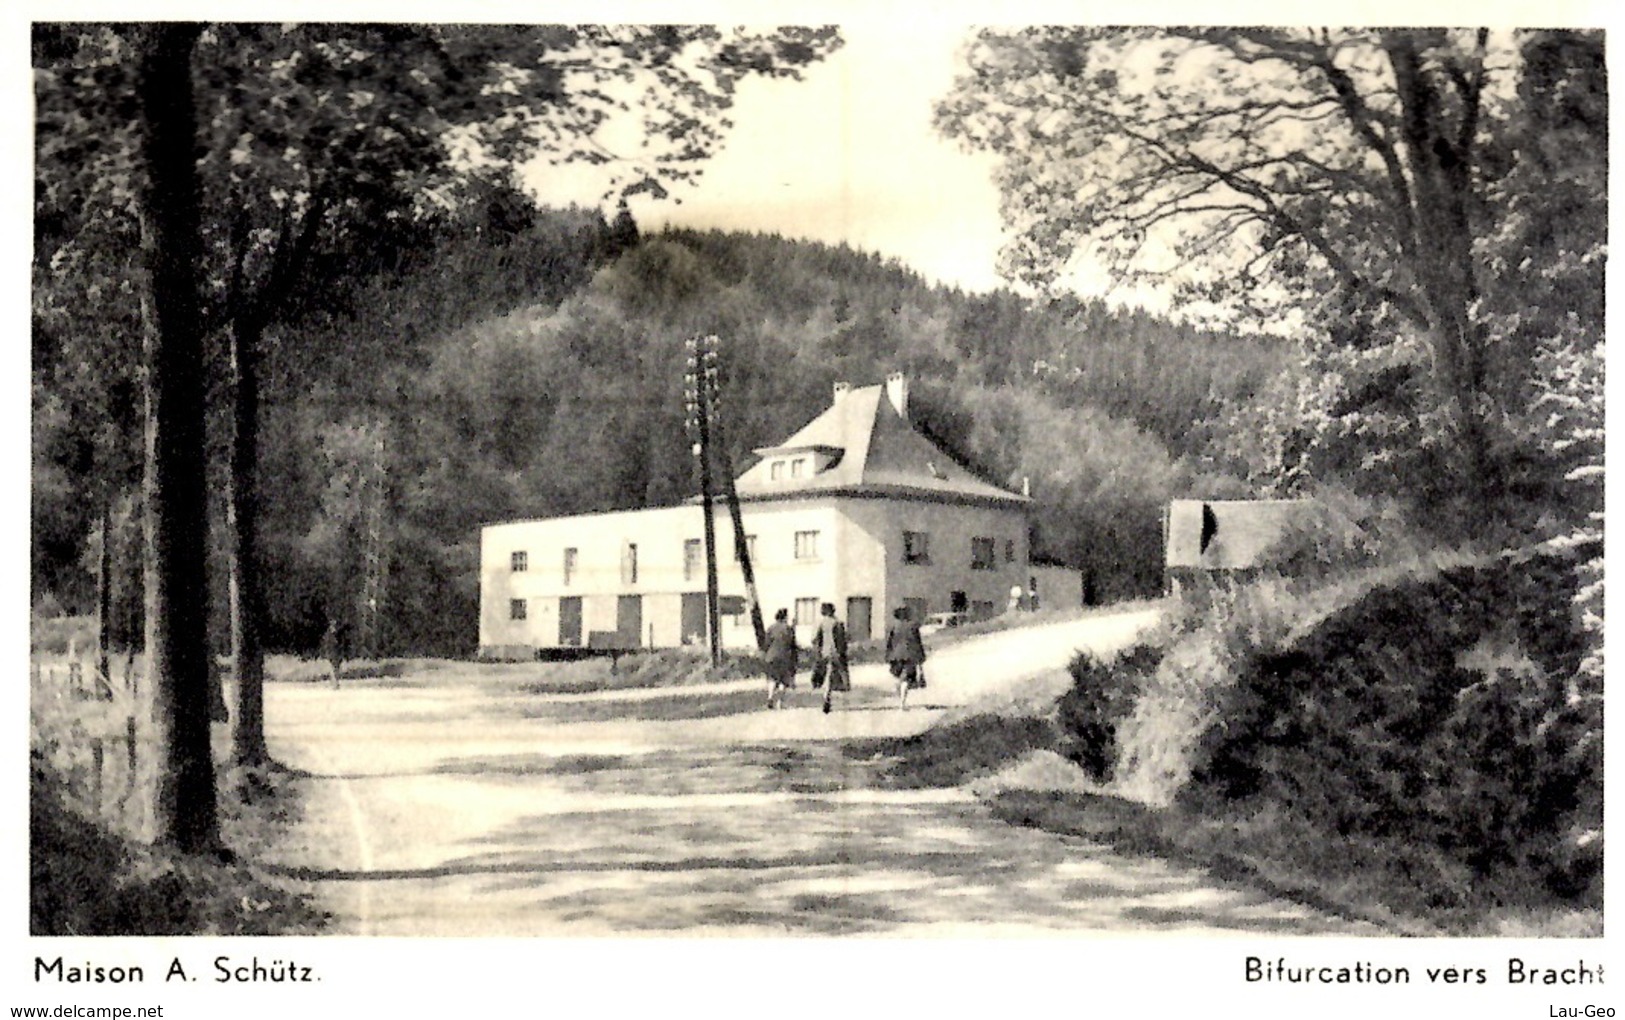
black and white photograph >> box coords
[13,4,1611,1017]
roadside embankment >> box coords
[856,548,1602,936]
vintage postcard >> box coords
[14,3,1612,1018]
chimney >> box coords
[832,381,850,405]
[884,373,908,419]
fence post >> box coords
[125,715,138,798]
[92,739,105,813]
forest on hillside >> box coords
[33,27,1604,673]
[35,204,1288,657]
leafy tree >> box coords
[32,30,147,619]
[191,24,840,763]
[946,385,1197,598]
[34,23,842,839]
[937,28,1606,528]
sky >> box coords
[524,21,1014,294]
[515,8,1613,313]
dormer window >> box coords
[751,445,843,487]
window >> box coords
[795,598,819,626]
[770,460,785,481]
[971,537,996,570]
[684,539,703,581]
[903,531,930,564]
[1005,539,1016,564]
[511,550,528,572]
[622,543,639,585]
[562,547,577,586]
[509,598,527,621]
[794,530,819,560]
[734,533,757,564]
[791,458,806,478]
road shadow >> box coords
[283,742,1376,936]
[438,744,888,797]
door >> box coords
[680,593,708,646]
[617,595,643,644]
[846,597,872,643]
[558,596,582,646]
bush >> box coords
[30,756,327,935]
[1104,579,1306,807]
[1190,549,1600,901]
[1056,644,1159,782]
[30,613,96,657]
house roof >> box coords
[1165,498,1319,569]
[733,383,1027,506]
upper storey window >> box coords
[903,531,930,565]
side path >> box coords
[261,608,1381,935]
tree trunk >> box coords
[1385,34,1497,517]
[227,320,270,764]
[135,22,221,854]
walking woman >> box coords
[884,605,927,709]
[763,608,798,710]
[810,602,850,714]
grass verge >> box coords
[847,686,1600,936]
[984,789,1599,937]
[30,754,330,936]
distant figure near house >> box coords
[320,619,347,689]
[810,602,850,714]
[762,608,798,710]
[884,605,927,709]
[209,658,229,722]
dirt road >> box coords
[261,607,1375,936]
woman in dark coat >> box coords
[884,605,927,709]
[763,608,798,710]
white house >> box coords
[478,374,1032,656]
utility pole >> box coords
[684,336,722,666]
[710,424,768,652]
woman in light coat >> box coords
[811,602,850,714]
